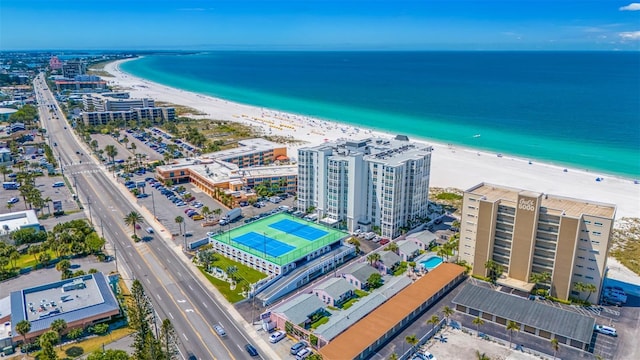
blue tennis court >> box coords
[232,232,295,257]
[268,219,328,241]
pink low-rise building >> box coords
[313,278,354,307]
[340,262,378,290]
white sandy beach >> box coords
[104,58,640,219]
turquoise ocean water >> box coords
[121,52,640,178]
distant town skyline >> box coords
[1,0,639,51]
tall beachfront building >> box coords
[297,135,432,239]
[459,183,616,301]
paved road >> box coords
[34,74,276,360]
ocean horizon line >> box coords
[118,53,640,179]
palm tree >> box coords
[104,144,118,165]
[367,252,381,266]
[441,306,454,327]
[550,338,560,360]
[384,242,399,253]
[347,237,361,254]
[476,350,491,360]
[16,320,31,349]
[50,319,67,348]
[6,202,14,212]
[124,211,143,236]
[583,283,597,303]
[0,165,10,182]
[530,271,552,295]
[226,266,238,283]
[213,208,222,220]
[426,314,440,332]
[573,281,587,300]
[506,320,520,349]
[175,216,184,235]
[404,334,418,354]
[484,260,504,284]
[55,259,71,273]
[388,353,399,360]
[472,316,485,335]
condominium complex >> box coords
[62,60,86,78]
[458,183,616,301]
[83,93,155,112]
[297,135,432,239]
[80,93,174,125]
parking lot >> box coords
[0,168,79,217]
[121,172,297,247]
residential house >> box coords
[378,251,402,274]
[313,278,355,307]
[270,293,327,330]
[396,240,420,262]
[405,230,437,251]
[341,262,378,290]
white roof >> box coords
[0,210,40,235]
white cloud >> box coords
[618,31,640,40]
[619,3,640,11]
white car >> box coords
[295,347,312,360]
[269,330,285,343]
[594,325,617,337]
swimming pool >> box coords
[421,256,443,270]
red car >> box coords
[379,238,390,245]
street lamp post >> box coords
[87,196,94,226]
[151,191,157,220]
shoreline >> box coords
[104,58,640,218]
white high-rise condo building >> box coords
[297,135,432,239]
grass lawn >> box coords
[354,289,368,297]
[11,249,57,269]
[209,256,267,284]
[198,267,245,303]
[53,327,134,359]
[310,316,330,330]
[341,298,359,310]
[392,262,408,276]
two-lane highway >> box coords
[34,74,269,360]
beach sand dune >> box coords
[105,59,639,218]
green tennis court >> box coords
[211,213,348,266]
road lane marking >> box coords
[156,294,162,301]
[146,278,151,284]
[169,312,174,319]
[182,333,189,341]
[188,284,194,290]
[202,302,208,308]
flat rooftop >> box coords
[453,284,595,344]
[0,210,40,234]
[466,183,616,219]
[10,273,119,335]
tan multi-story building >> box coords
[459,183,616,301]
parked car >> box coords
[7,197,19,204]
[594,325,617,337]
[145,227,154,234]
[184,208,194,214]
[193,202,203,208]
[295,347,312,360]
[290,341,307,355]
[192,215,204,221]
[269,330,286,343]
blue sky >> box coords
[1,0,639,50]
